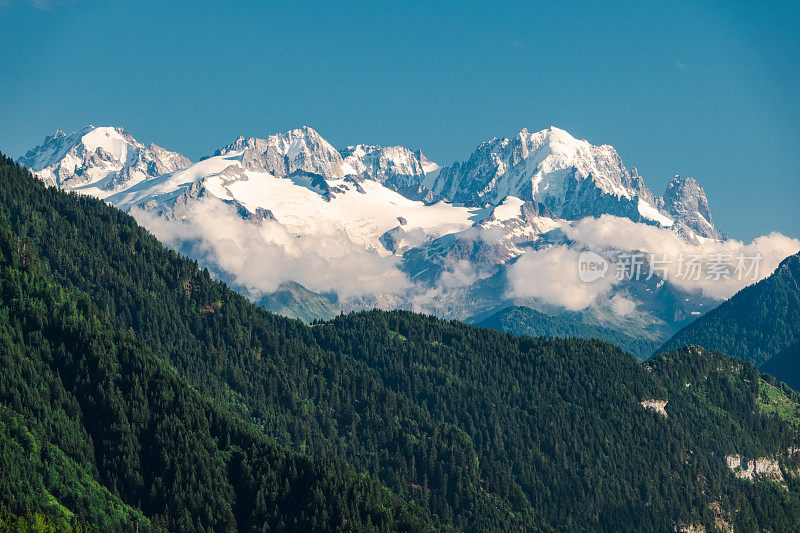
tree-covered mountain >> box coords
[0,159,434,530]
[3,151,800,530]
[660,251,800,366]
[474,305,661,360]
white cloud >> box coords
[132,197,799,317]
[131,197,411,300]
[506,216,799,312]
[407,258,482,312]
[610,294,636,316]
[563,215,800,300]
[507,245,615,311]
[438,259,480,290]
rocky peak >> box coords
[339,144,439,182]
[423,127,653,222]
[661,175,720,239]
[218,126,345,178]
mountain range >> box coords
[18,125,798,346]
[19,124,717,237]
[4,151,800,530]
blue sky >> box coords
[0,0,797,240]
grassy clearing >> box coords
[758,378,800,427]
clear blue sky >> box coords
[1,0,797,240]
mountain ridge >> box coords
[22,124,717,237]
[474,305,662,361]
[660,251,800,366]
[21,123,790,347]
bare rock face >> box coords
[343,176,366,194]
[520,200,555,220]
[219,126,346,178]
[725,454,785,486]
[662,175,721,240]
[640,399,668,417]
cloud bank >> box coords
[564,215,800,300]
[507,245,615,311]
[132,198,410,301]
[134,198,799,318]
[507,215,800,311]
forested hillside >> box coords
[660,251,800,366]
[3,152,800,531]
[0,179,431,530]
[475,305,661,360]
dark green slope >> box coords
[642,346,800,529]
[762,340,800,391]
[4,152,800,530]
[660,251,800,366]
[475,305,661,360]
[0,154,518,530]
[0,198,431,531]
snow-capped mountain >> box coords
[217,126,346,178]
[19,126,191,198]
[340,144,440,181]
[419,127,658,218]
[108,147,479,251]
[214,127,442,201]
[20,124,716,238]
[413,126,720,238]
[339,144,440,200]
[21,123,793,343]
